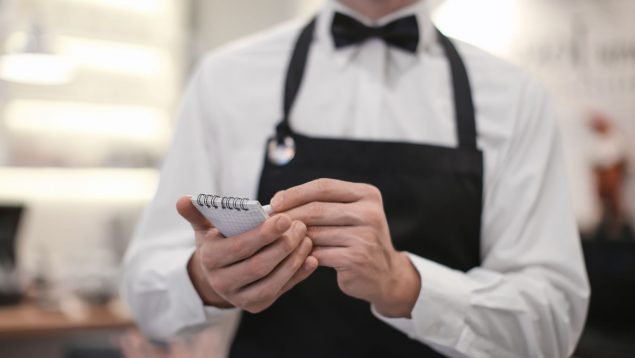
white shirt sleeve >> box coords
[372,78,590,358]
[122,60,239,339]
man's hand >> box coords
[271,179,421,318]
[177,196,318,313]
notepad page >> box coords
[192,196,269,237]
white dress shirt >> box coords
[123,1,590,357]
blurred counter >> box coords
[0,300,133,339]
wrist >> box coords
[187,251,234,308]
[374,252,421,318]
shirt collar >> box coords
[314,0,437,69]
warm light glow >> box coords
[294,0,324,17]
[62,0,168,14]
[0,53,74,85]
[6,33,172,77]
[4,100,170,141]
[0,168,159,203]
[56,37,170,77]
[432,0,519,56]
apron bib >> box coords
[230,18,483,357]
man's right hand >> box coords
[176,196,318,313]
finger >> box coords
[206,214,293,268]
[284,201,363,226]
[271,178,370,212]
[279,255,318,295]
[176,195,213,232]
[235,237,313,309]
[216,221,307,290]
[311,246,350,269]
[306,226,360,247]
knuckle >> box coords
[306,226,320,238]
[247,258,270,278]
[245,301,270,314]
[309,202,325,221]
[348,209,365,225]
[240,289,275,313]
[363,234,380,249]
[336,274,353,292]
[303,236,313,252]
[209,228,222,239]
[315,178,333,194]
[273,190,285,199]
[365,208,384,226]
[350,249,368,267]
[258,286,277,303]
[363,184,382,201]
[293,252,306,269]
[236,294,256,311]
[199,248,218,269]
[243,305,261,314]
[371,242,386,258]
[259,223,275,241]
[240,298,260,313]
[279,234,296,253]
[294,221,307,237]
[209,276,230,294]
[234,295,248,309]
[228,238,245,257]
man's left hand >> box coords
[270,178,421,318]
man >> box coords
[123,0,590,356]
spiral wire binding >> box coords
[196,194,249,211]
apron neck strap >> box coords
[436,30,477,150]
[279,17,477,151]
[278,18,317,138]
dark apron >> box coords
[230,18,483,357]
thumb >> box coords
[176,195,213,231]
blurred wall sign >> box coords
[434,0,635,229]
[504,0,635,230]
[506,0,635,106]
[435,0,635,106]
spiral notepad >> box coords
[192,194,271,237]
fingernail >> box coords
[302,237,312,250]
[271,191,284,210]
[276,215,290,231]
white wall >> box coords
[434,0,635,230]
[1,0,189,167]
[188,0,325,62]
[506,0,635,230]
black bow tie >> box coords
[331,12,420,53]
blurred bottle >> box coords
[29,247,57,309]
[589,112,634,241]
[0,258,22,305]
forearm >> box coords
[373,254,589,358]
[123,246,237,338]
[373,251,420,318]
[187,250,233,308]
[120,56,239,338]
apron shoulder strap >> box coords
[437,30,477,150]
[278,18,317,137]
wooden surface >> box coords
[0,301,134,338]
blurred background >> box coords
[0,0,633,357]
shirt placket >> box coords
[354,39,387,138]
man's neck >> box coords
[338,0,420,20]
